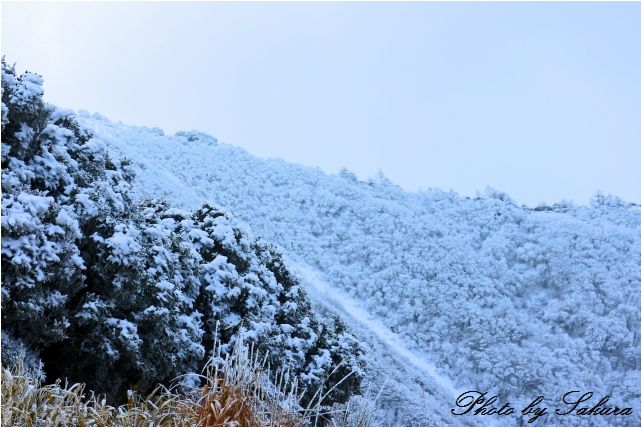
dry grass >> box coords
[1,361,199,426]
[1,336,378,427]
[193,338,304,427]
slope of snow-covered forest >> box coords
[2,59,639,426]
[1,62,365,420]
[73,112,640,426]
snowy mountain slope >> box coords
[290,261,460,398]
[290,260,479,426]
[76,111,640,426]
[1,62,366,414]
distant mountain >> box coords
[75,111,640,426]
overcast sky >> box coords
[2,1,640,206]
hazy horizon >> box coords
[2,1,640,206]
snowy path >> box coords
[289,260,509,427]
[288,261,461,399]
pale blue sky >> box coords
[2,1,640,206]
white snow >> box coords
[290,260,461,399]
[72,111,640,426]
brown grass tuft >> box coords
[1,335,376,427]
[197,377,261,427]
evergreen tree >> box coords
[1,59,84,347]
[1,59,364,408]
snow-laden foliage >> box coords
[189,203,363,406]
[0,331,44,380]
[2,62,85,347]
[78,111,641,426]
[1,60,364,408]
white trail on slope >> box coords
[289,260,462,400]
[290,261,511,427]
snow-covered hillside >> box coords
[76,112,640,426]
[1,63,365,418]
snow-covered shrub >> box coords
[0,331,44,380]
[1,60,84,347]
[46,199,205,402]
[174,130,217,145]
[1,59,363,408]
[187,203,365,408]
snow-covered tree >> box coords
[1,59,84,347]
[1,59,364,408]
[188,203,365,407]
